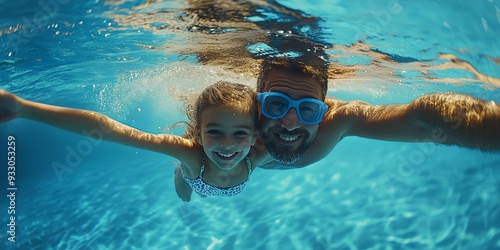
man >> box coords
[174,57,500,201]
[256,57,500,169]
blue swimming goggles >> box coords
[257,92,328,125]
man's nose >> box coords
[280,108,301,131]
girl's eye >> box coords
[206,130,222,135]
[234,131,249,136]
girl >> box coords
[0,81,269,199]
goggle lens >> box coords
[259,92,327,125]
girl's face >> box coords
[199,107,257,171]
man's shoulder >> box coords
[322,98,376,127]
[324,97,370,113]
[324,97,345,107]
[324,97,356,118]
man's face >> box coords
[258,69,323,165]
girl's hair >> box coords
[183,81,258,142]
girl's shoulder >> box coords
[177,142,205,179]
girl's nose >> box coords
[221,136,235,148]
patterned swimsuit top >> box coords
[181,155,252,197]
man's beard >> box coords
[262,130,312,165]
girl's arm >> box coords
[0,90,199,160]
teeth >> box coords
[279,134,299,142]
[217,152,236,158]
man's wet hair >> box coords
[257,57,329,100]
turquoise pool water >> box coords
[1,0,499,249]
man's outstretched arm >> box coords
[331,93,500,152]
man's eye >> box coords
[270,101,286,111]
[299,106,314,113]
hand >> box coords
[0,90,23,123]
